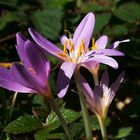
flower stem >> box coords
[74,69,92,140]
[97,115,108,140]
[45,93,73,140]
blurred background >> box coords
[0,0,140,140]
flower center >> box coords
[58,37,98,63]
[58,38,87,63]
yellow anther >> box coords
[81,40,85,53]
[63,40,67,54]
[70,41,74,52]
[77,47,81,57]
[77,40,85,57]
[57,53,67,57]
[28,67,36,74]
[92,38,97,50]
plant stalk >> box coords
[45,92,73,140]
[97,115,108,140]
[74,68,92,140]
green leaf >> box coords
[34,107,80,140]
[42,0,72,9]
[103,24,128,36]
[5,115,42,134]
[35,127,65,140]
[115,127,133,139]
[35,107,81,134]
[31,8,63,40]
[0,11,27,30]
[70,122,84,139]
[114,2,140,23]
[94,13,111,35]
[60,108,81,123]
[47,107,81,125]
[89,115,111,130]
[81,1,114,12]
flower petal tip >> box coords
[113,63,119,69]
[87,12,95,19]
[28,27,35,35]
[57,92,65,98]
[121,39,130,43]
[120,71,125,82]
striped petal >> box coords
[28,28,64,61]
[11,63,43,93]
[24,40,50,85]
[85,55,118,69]
[95,35,108,49]
[0,66,35,93]
[73,12,95,51]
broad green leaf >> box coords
[35,127,65,140]
[115,127,133,139]
[89,115,111,130]
[114,2,140,23]
[60,108,81,123]
[42,0,73,9]
[103,24,128,36]
[5,115,42,134]
[47,107,81,125]
[31,9,63,40]
[36,107,81,133]
[34,108,80,140]
[94,13,111,35]
[81,1,114,12]
[70,122,85,139]
[0,12,27,30]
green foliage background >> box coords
[0,0,140,139]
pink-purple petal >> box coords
[100,71,109,88]
[110,71,125,94]
[0,79,35,93]
[0,67,35,93]
[16,33,27,64]
[24,40,49,85]
[106,71,125,106]
[73,12,95,51]
[60,35,71,50]
[11,63,43,93]
[57,62,76,98]
[86,55,118,69]
[16,32,27,48]
[109,39,130,49]
[28,28,64,61]
[94,49,125,56]
[92,86,103,113]
[95,35,108,49]
[80,74,93,98]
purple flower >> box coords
[82,36,129,78]
[80,71,125,119]
[0,33,50,96]
[28,12,128,98]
